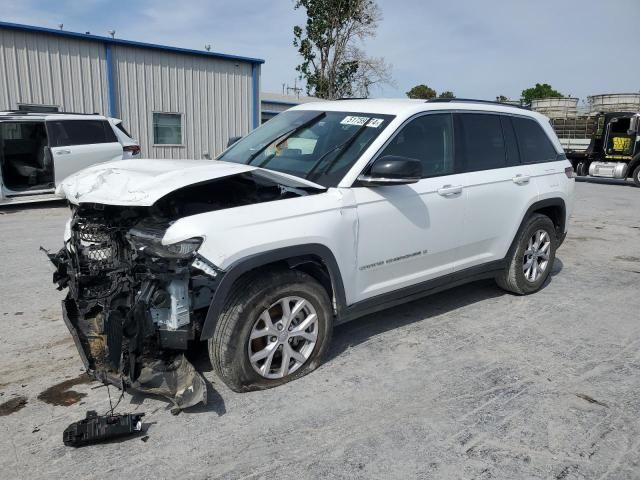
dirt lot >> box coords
[0,179,639,479]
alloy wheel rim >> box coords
[248,296,318,379]
[522,229,551,282]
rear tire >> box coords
[496,214,557,295]
[632,165,640,187]
[209,268,333,392]
[576,161,588,177]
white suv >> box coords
[50,99,575,408]
[0,111,139,205]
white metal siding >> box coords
[112,45,254,159]
[0,29,109,114]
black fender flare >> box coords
[508,198,567,253]
[200,244,347,339]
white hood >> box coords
[57,159,325,206]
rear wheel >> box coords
[576,161,589,177]
[632,165,640,187]
[496,214,557,295]
[209,268,333,392]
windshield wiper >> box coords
[306,121,371,181]
[247,112,326,166]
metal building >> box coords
[261,92,319,123]
[0,21,264,159]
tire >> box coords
[576,161,589,177]
[632,165,640,187]
[209,268,333,392]
[496,214,557,295]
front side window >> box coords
[219,110,394,187]
[47,120,117,147]
[511,117,557,163]
[153,113,182,145]
[377,113,454,178]
[455,113,507,172]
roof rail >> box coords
[426,98,529,110]
[1,110,102,116]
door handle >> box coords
[437,184,463,196]
[512,174,530,185]
[54,149,71,155]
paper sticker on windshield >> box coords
[366,118,384,128]
[341,116,370,126]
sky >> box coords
[2,0,639,104]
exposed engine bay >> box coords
[48,172,319,409]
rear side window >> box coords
[511,117,557,163]
[455,113,507,172]
[47,120,117,147]
[378,113,454,177]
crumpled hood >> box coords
[57,158,325,206]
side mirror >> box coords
[227,136,242,148]
[356,155,422,186]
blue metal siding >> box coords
[104,44,117,117]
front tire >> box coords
[496,214,557,295]
[209,268,333,392]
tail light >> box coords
[124,145,141,155]
[565,166,576,178]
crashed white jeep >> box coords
[50,99,574,408]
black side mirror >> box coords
[227,136,242,148]
[356,155,422,186]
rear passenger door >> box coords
[453,113,538,271]
[46,119,123,183]
[510,116,566,202]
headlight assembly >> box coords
[137,237,203,259]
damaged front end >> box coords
[49,204,221,409]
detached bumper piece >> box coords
[63,410,144,447]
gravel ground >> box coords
[0,179,639,480]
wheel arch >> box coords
[200,244,346,340]
[627,155,640,179]
[509,198,567,255]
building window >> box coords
[17,103,59,113]
[153,112,182,145]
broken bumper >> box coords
[49,207,222,410]
[60,296,207,409]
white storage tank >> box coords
[530,97,579,118]
[588,93,640,113]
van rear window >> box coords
[47,120,117,147]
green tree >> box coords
[521,83,563,106]
[438,90,455,99]
[406,84,436,99]
[293,0,391,99]
[496,95,509,103]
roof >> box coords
[0,111,107,121]
[291,98,540,118]
[261,92,320,106]
[0,20,264,65]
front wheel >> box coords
[209,268,333,392]
[632,165,640,187]
[496,214,557,295]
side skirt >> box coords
[338,260,506,324]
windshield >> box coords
[218,110,394,187]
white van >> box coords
[0,111,139,205]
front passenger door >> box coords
[351,113,468,303]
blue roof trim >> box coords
[0,20,265,65]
